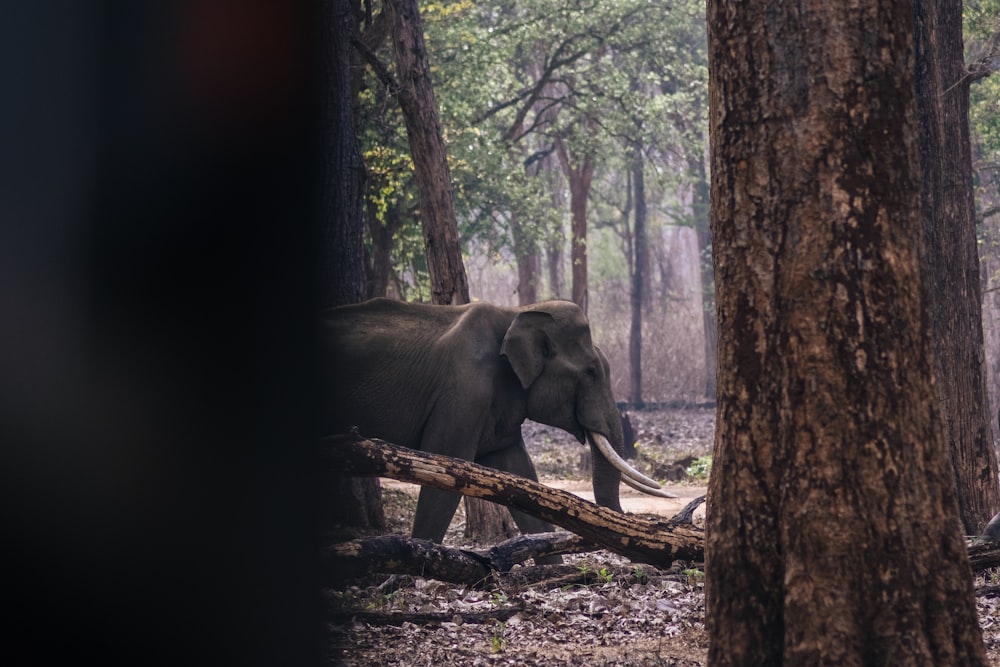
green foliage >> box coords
[685,455,713,481]
[351,0,711,299]
[682,567,704,584]
[965,0,1000,290]
[490,620,505,653]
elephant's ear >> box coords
[500,310,554,389]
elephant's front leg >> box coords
[411,486,464,543]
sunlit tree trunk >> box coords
[705,0,987,663]
[913,0,1000,536]
[384,0,469,306]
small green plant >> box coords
[489,590,509,606]
[632,566,647,583]
[683,567,705,584]
[598,567,614,583]
[686,455,713,481]
[364,590,399,611]
[490,621,505,653]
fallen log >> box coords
[323,432,705,567]
[326,535,492,586]
[325,531,596,587]
[967,539,1000,571]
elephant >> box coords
[322,297,672,543]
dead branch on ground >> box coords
[324,432,705,569]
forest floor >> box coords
[328,407,1000,666]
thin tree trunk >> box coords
[556,136,595,313]
[913,0,1000,536]
[326,433,705,566]
[364,201,402,299]
[569,162,593,312]
[705,0,987,664]
[384,0,469,306]
[629,147,647,407]
[547,171,566,299]
[691,156,717,400]
[510,210,541,306]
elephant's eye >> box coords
[586,366,598,379]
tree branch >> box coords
[351,36,398,93]
[323,432,704,567]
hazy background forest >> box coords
[352,0,1000,429]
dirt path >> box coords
[380,477,707,525]
[543,478,706,520]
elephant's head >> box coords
[500,301,672,510]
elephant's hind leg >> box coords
[476,444,562,565]
[411,486,463,543]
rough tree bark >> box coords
[322,0,366,308]
[384,0,469,306]
[705,0,987,664]
[913,0,1000,536]
[323,0,384,534]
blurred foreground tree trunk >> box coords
[323,0,384,534]
[385,0,469,306]
[705,0,987,664]
[913,0,1000,536]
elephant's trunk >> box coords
[588,432,678,499]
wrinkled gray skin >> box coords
[323,298,627,543]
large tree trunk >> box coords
[322,0,367,308]
[705,0,987,664]
[384,0,469,306]
[913,0,1000,536]
[322,0,385,534]
[325,433,705,567]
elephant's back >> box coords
[321,300,456,444]
[324,299,469,344]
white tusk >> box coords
[621,474,678,498]
[589,431,665,490]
